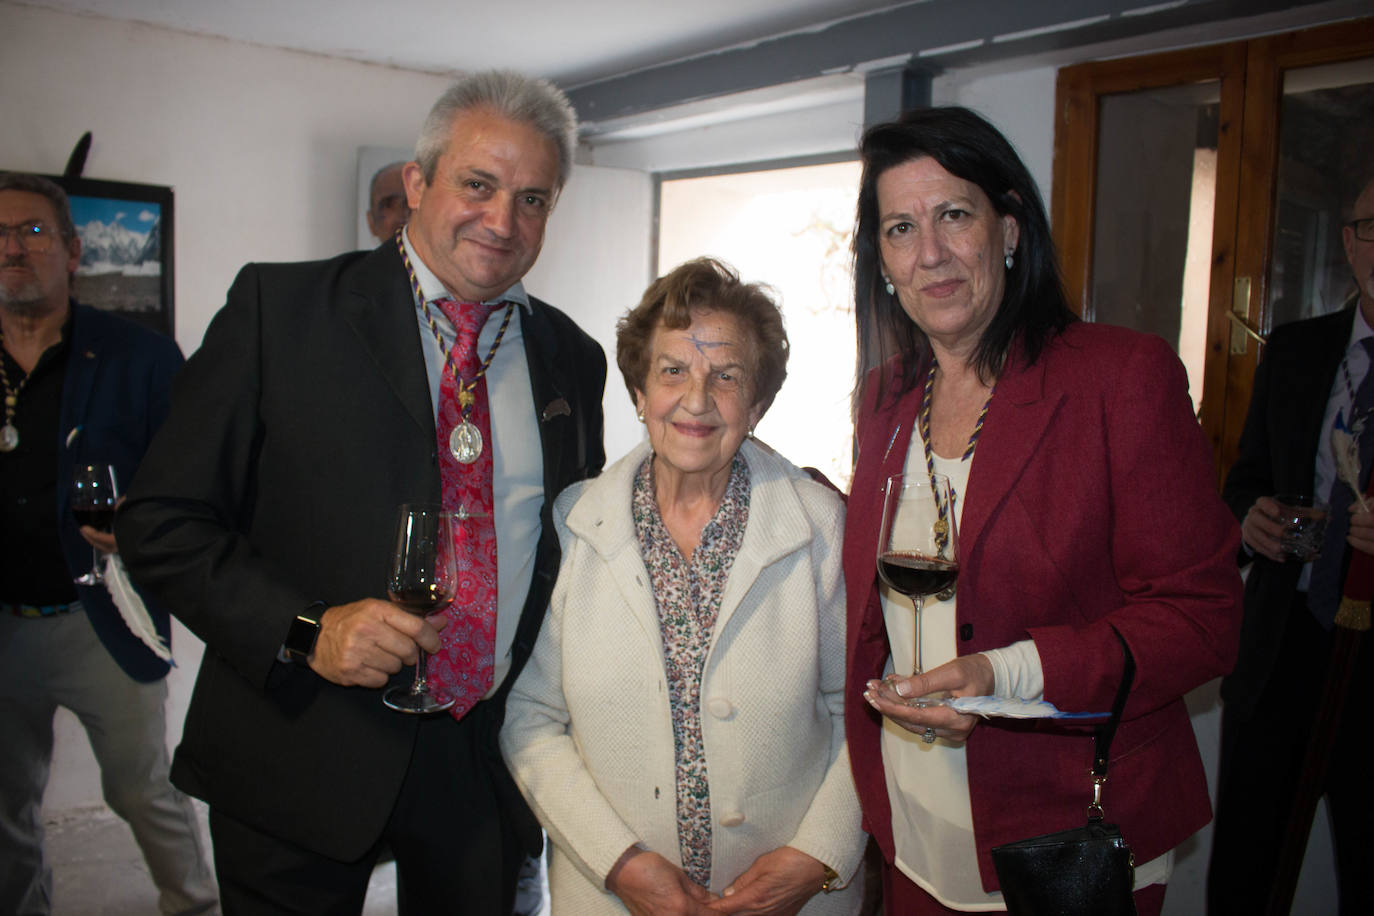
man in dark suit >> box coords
[0,172,216,915]
[1208,171,1374,913]
[117,71,606,914]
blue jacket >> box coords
[59,301,183,682]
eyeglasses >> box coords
[0,221,58,252]
[1348,217,1374,243]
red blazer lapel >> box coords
[957,349,1063,566]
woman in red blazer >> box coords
[842,108,1243,915]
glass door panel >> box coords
[1265,58,1374,332]
[1090,82,1221,413]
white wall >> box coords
[0,1,454,353]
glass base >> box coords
[383,684,455,714]
[74,571,103,585]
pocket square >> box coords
[541,398,571,421]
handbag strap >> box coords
[1088,627,1136,820]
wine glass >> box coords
[71,464,119,585]
[383,503,457,714]
[876,472,959,681]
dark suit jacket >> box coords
[62,302,183,683]
[843,322,1242,890]
[1220,306,1354,718]
[117,242,606,861]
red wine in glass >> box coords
[71,463,119,585]
[877,473,959,677]
[877,550,959,599]
[388,583,454,615]
[383,504,457,714]
[72,506,117,532]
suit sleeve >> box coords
[116,265,312,689]
[1030,334,1243,717]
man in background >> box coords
[366,160,410,243]
[0,172,217,915]
[1208,167,1374,913]
[117,70,605,914]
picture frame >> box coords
[43,174,174,337]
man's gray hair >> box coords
[415,70,578,189]
[0,172,77,243]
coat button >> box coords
[960,623,974,641]
[719,812,745,827]
[707,698,733,719]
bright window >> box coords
[658,160,861,488]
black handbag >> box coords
[990,630,1138,916]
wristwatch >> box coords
[282,601,326,664]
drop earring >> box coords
[883,277,895,296]
[1004,251,1015,270]
[637,410,645,423]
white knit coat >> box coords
[501,438,866,914]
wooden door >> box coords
[1053,18,1374,484]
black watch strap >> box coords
[283,601,326,664]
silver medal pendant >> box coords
[0,423,18,452]
[449,420,483,464]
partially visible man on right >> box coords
[365,160,410,243]
[1208,167,1374,914]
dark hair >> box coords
[616,257,789,417]
[0,172,78,244]
[852,106,1075,409]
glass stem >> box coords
[91,547,102,579]
[411,649,430,696]
[912,595,924,676]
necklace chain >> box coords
[918,360,994,475]
[397,233,515,419]
[918,360,993,567]
[0,330,30,450]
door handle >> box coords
[1229,277,1264,354]
[1226,310,1265,349]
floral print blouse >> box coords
[632,454,750,887]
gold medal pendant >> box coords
[450,420,483,464]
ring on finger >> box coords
[921,727,937,744]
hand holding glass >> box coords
[1273,494,1328,562]
[383,504,456,714]
[877,473,959,680]
[71,464,119,585]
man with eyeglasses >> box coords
[1208,171,1374,913]
[0,172,217,914]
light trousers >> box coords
[0,605,218,915]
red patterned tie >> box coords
[429,297,499,720]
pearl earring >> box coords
[1004,251,1014,270]
[636,410,645,423]
[883,278,895,296]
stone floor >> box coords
[45,803,398,915]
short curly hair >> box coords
[616,257,789,417]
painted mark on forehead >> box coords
[688,333,732,357]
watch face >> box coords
[285,613,322,659]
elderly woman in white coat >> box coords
[502,258,865,916]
